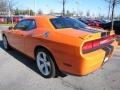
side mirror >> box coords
[8,26,13,30]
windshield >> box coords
[50,17,88,29]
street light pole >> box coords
[8,0,13,25]
[111,0,115,30]
[8,0,11,17]
[34,0,36,16]
[62,0,65,16]
[75,1,79,17]
[108,0,112,19]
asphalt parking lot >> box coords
[0,26,120,90]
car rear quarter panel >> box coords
[25,30,84,73]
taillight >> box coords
[93,40,100,47]
[83,42,93,51]
[82,35,114,51]
[100,38,108,44]
[83,40,100,51]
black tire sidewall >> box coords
[3,36,10,50]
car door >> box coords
[12,19,35,53]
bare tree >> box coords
[79,11,83,17]
[66,10,74,17]
[58,0,68,16]
[8,0,16,15]
[111,0,120,30]
[0,0,7,15]
[59,0,80,16]
[86,10,90,17]
[105,0,112,19]
[108,0,112,19]
[105,0,120,30]
[62,0,66,16]
[0,0,16,15]
[49,9,54,15]
[38,9,43,15]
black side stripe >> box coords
[107,32,110,36]
[79,28,102,33]
[101,32,110,38]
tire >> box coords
[36,48,56,78]
[2,36,10,50]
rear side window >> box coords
[50,17,87,29]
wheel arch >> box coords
[34,45,60,72]
[2,33,9,43]
[2,33,6,37]
[34,45,52,58]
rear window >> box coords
[50,17,88,29]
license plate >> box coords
[104,57,109,63]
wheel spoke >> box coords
[44,64,49,75]
[46,61,51,67]
[39,57,45,62]
[37,53,44,62]
[42,53,47,61]
[40,63,45,71]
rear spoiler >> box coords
[81,30,115,41]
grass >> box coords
[0,22,16,26]
[0,24,11,26]
[0,24,16,27]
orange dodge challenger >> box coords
[2,16,117,78]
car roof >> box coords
[21,16,56,29]
[25,15,56,20]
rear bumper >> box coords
[80,40,117,76]
[79,49,106,75]
[62,40,117,76]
